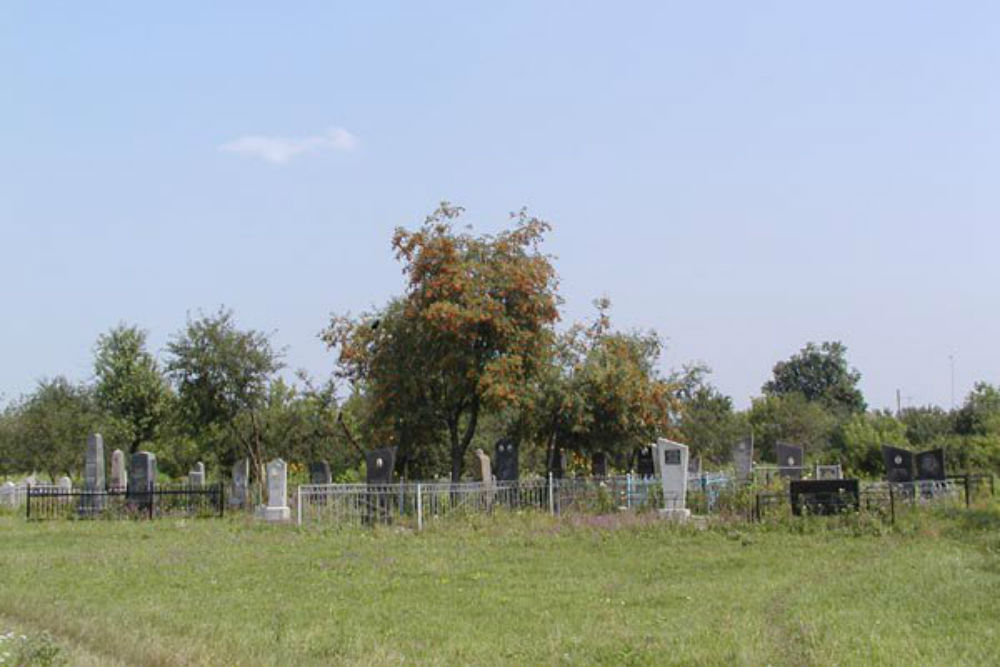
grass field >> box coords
[1,506,999,667]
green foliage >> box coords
[763,341,866,414]
[93,324,171,453]
[899,405,953,446]
[673,364,747,464]
[954,382,1000,435]
[166,307,284,477]
[830,411,908,476]
[0,631,66,667]
[748,393,838,461]
[324,204,560,481]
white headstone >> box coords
[474,449,493,485]
[256,458,290,522]
[655,438,690,521]
[188,461,205,487]
[58,476,72,491]
[110,449,128,490]
[0,481,15,507]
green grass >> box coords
[1,507,999,667]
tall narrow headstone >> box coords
[110,449,127,491]
[128,451,157,513]
[365,447,396,485]
[188,461,205,487]
[474,449,492,484]
[79,433,107,514]
[591,451,608,477]
[775,442,804,480]
[915,449,945,481]
[255,458,290,522]
[882,445,913,483]
[635,446,655,478]
[732,438,753,482]
[230,458,249,508]
[655,438,690,520]
[309,460,332,485]
[84,434,106,491]
[494,438,519,482]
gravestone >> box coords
[79,433,107,514]
[473,449,492,484]
[814,464,843,480]
[732,438,753,481]
[654,438,690,520]
[775,442,804,480]
[110,449,127,491]
[256,458,291,522]
[230,458,249,508]
[635,446,655,478]
[84,434,106,491]
[789,479,860,516]
[915,448,945,481]
[128,451,157,513]
[494,438,519,482]
[309,460,332,485]
[591,451,608,478]
[1,481,16,506]
[188,461,205,488]
[882,445,913,483]
[58,476,72,491]
[366,447,396,485]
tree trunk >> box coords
[448,398,481,483]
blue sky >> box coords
[3,1,999,410]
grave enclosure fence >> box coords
[25,483,225,520]
[295,475,750,528]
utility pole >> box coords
[896,389,901,418]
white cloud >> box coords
[219,127,358,164]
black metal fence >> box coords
[754,474,995,524]
[26,483,225,520]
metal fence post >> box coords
[417,483,423,531]
[25,483,30,520]
[964,475,970,508]
[548,473,555,515]
[626,473,632,510]
[297,486,303,526]
[889,483,895,525]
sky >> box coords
[3,1,999,411]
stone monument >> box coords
[188,461,205,487]
[230,458,249,508]
[635,446,655,478]
[775,442,804,480]
[474,449,492,484]
[110,449,127,491]
[732,437,753,482]
[882,445,913,483]
[58,476,72,491]
[309,460,332,485]
[654,438,690,520]
[915,448,945,481]
[494,438,519,482]
[128,451,157,513]
[365,447,396,485]
[591,452,608,477]
[84,434,106,491]
[256,458,291,522]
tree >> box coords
[673,365,747,464]
[748,393,838,461]
[529,300,675,474]
[94,324,171,453]
[324,204,560,481]
[954,382,1000,436]
[763,341,866,414]
[830,411,908,476]
[165,308,283,479]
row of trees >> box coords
[2,204,998,482]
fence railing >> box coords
[25,483,225,520]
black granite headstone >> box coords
[775,442,804,480]
[128,451,157,512]
[365,447,396,485]
[789,479,860,516]
[915,448,945,481]
[591,452,608,477]
[882,445,913,483]
[494,438,519,481]
[636,447,655,478]
[309,460,332,485]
